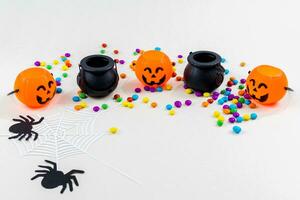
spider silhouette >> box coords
[8,115,44,141]
[31,160,85,194]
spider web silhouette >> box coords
[9,107,141,184]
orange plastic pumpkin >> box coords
[13,67,56,108]
[246,65,288,105]
[134,50,173,87]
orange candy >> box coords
[120,73,127,79]
[202,101,209,107]
[246,65,288,105]
[134,50,173,88]
[151,102,157,108]
[14,68,56,108]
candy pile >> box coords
[33,52,72,95]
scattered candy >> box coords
[166,104,173,110]
[93,106,100,112]
[174,101,182,108]
[72,96,80,102]
[134,87,141,93]
[151,102,157,108]
[185,100,192,106]
[109,127,118,134]
[250,113,258,120]
[232,126,242,134]
[101,104,108,110]
[53,60,59,65]
[169,109,175,116]
[120,73,126,79]
[142,97,149,103]
[101,43,107,48]
[113,50,119,54]
[34,61,41,66]
[65,53,71,57]
[119,60,125,64]
[240,62,246,67]
[56,88,62,93]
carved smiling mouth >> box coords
[142,75,166,86]
[246,86,269,103]
[36,93,55,104]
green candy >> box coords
[101,104,108,110]
[217,120,223,127]
[79,93,87,99]
[116,97,123,102]
[100,49,106,54]
[62,73,68,78]
[46,65,52,70]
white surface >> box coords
[0,0,300,199]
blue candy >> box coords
[236,116,243,123]
[250,113,258,120]
[232,126,242,134]
[166,104,173,110]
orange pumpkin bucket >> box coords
[10,67,56,108]
[134,50,173,88]
[246,65,290,105]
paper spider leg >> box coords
[60,183,67,194]
[31,174,45,180]
[18,133,27,140]
[26,132,32,140]
[70,175,79,186]
[12,119,23,122]
[66,170,85,176]
[8,133,21,140]
[44,160,57,170]
[38,165,52,171]
[32,117,44,125]
[35,170,48,173]
[26,115,35,123]
[31,130,39,141]
[68,180,73,192]
[19,115,29,123]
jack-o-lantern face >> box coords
[14,68,56,108]
[134,50,173,87]
[246,65,288,105]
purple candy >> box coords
[226,88,232,92]
[233,112,240,118]
[183,84,188,89]
[177,55,183,58]
[234,96,239,99]
[135,88,141,93]
[144,86,150,91]
[229,117,236,123]
[237,102,243,108]
[56,81,61,86]
[174,101,182,108]
[223,105,229,109]
[228,94,234,100]
[119,60,125,64]
[34,61,41,66]
[185,100,192,106]
[93,106,100,112]
[212,91,219,96]
[150,87,156,92]
[212,95,219,100]
[135,48,141,53]
[240,78,246,84]
[195,91,202,97]
[65,53,71,57]
[244,94,251,99]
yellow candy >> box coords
[142,97,149,103]
[231,99,238,104]
[173,67,176,72]
[128,102,134,109]
[169,109,175,116]
[79,101,88,108]
[178,58,184,64]
[109,127,118,134]
[165,84,173,90]
[217,115,225,121]
[122,101,129,107]
[240,62,246,67]
[185,88,193,94]
[243,114,250,121]
[53,60,59,65]
[203,92,211,97]
[213,111,220,118]
[40,61,46,66]
[61,65,68,71]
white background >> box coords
[0,0,300,199]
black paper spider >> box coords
[8,115,44,141]
[31,160,85,194]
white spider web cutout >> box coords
[9,107,141,184]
